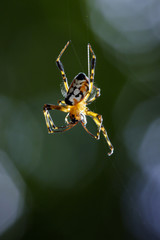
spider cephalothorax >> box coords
[43,41,114,156]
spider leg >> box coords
[43,104,71,133]
[81,114,98,138]
[86,109,114,156]
[80,113,87,125]
[87,86,101,104]
[81,121,97,138]
[65,113,70,124]
[85,110,102,140]
[56,41,71,94]
[52,122,78,133]
[85,44,96,102]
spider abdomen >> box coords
[65,72,89,106]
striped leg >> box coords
[100,125,114,156]
[86,110,114,156]
[85,43,96,101]
[85,43,96,102]
[86,110,102,140]
[56,41,71,94]
[89,44,96,84]
[43,104,71,133]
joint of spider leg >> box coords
[97,114,103,122]
[80,113,87,125]
[43,104,51,110]
[94,135,99,140]
[48,127,53,133]
[56,60,64,71]
[48,130,54,134]
[48,128,52,133]
[97,88,101,96]
[49,125,58,132]
[57,100,62,105]
[108,146,114,156]
[97,135,100,140]
[56,59,60,66]
[58,100,65,106]
[65,113,69,123]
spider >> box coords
[43,41,114,156]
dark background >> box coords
[1,0,160,240]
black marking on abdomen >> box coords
[65,96,73,105]
[75,91,83,98]
[76,73,86,80]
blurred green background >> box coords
[1,0,160,239]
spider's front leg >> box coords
[43,104,70,133]
[56,41,70,95]
[88,44,96,92]
[86,109,114,156]
[84,44,96,103]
